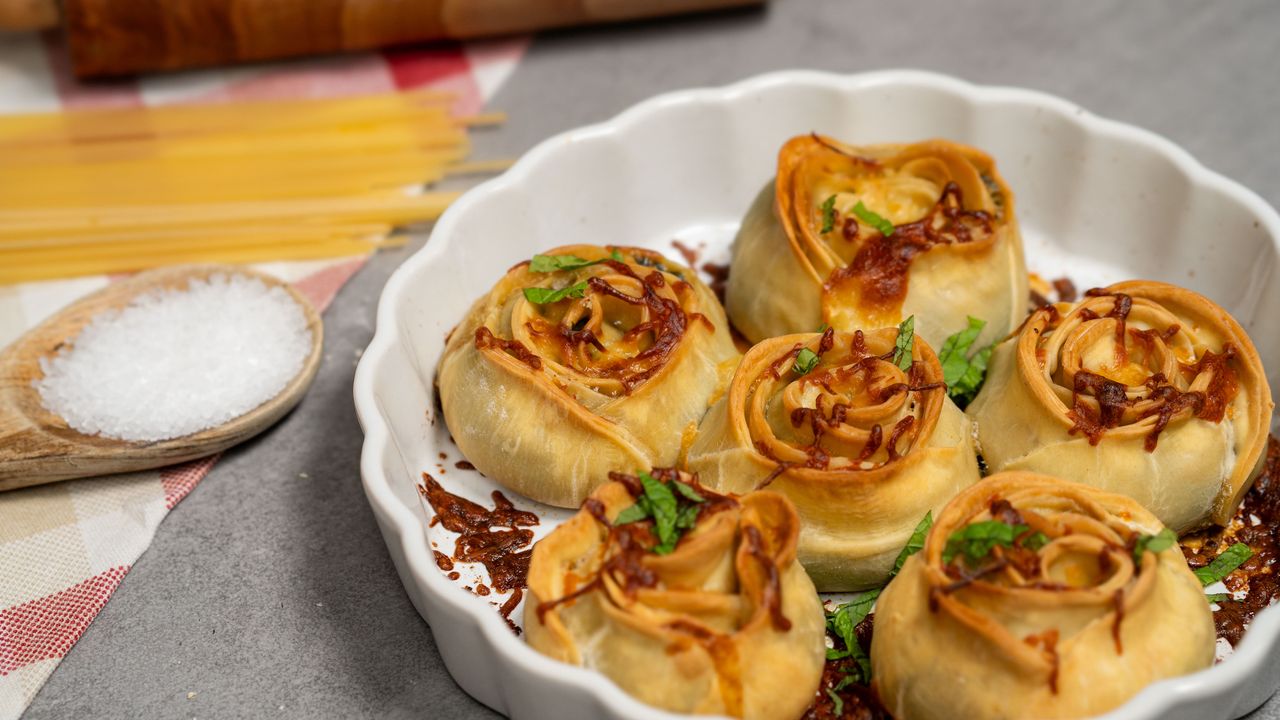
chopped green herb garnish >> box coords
[529,254,601,273]
[610,248,624,261]
[674,502,700,530]
[819,195,838,234]
[793,348,820,376]
[825,689,844,717]
[1132,528,1177,565]
[522,281,588,304]
[823,512,932,689]
[942,520,1029,565]
[938,316,994,407]
[893,316,915,371]
[825,589,876,683]
[817,323,829,333]
[672,480,705,503]
[612,471,707,555]
[639,472,680,554]
[1194,542,1252,586]
[853,201,894,236]
[1206,593,1233,604]
[1022,532,1051,552]
[891,511,932,577]
[613,501,650,525]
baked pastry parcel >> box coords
[686,325,981,591]
[969,281,1274,532]
[438,245,739,507]
[726,135,1026,350]
[872,472,1215,720]
[524,470,826,720]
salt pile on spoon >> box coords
[35,273,312,442]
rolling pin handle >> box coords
[0,0,59,30]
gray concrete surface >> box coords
[22,1,1280,717]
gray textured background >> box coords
[23,1,1280,717]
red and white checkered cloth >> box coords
[0,33,527,719]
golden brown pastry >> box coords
[686,325,981,591]
[726,135,1026,349]
[525,470,826,720]
[872,472,1215,720]
[438,245,739,507]
[968,281,1274,532]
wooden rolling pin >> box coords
[0,0,764,77]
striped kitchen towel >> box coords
[0,34,527,719]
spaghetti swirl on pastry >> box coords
[686,326,981,591]
[726,135,1026,349]
[969,281,1274,531]
[872,472,1214,720]
[438,245,738,507]
[525,470,825,720]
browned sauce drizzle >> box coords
[742,525,792,632]
[1063,292,1239,450]
[762,327,943,482]
[561,261,691,393]
[1111,589,1126,654]
[1052,277,1078,303]
[418,473,539,633]
[1024,629,1061,695]
[702,262,730,303]
[671,239,699,267]
[474,326,542,370]
[481,255,709,394]
[824,182,994,312]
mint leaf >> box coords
[793,347,820,375]
[853,200,894,236]
[613,502,650,525]
[1132,528,1177,565]
[820,195,838,234]
[891,511,932,577]
[1206,593,1233,604]
[825,589,878,683]
[1195,543,1252,586]
[523,281,588,304]
[943,520,1027,565]
[1022,531,1051,552]
[639,472,680,554]
[672,480,705,503]
[674,503,700,530]
[953,344,993,404]
[529,254,600,273]
[825,689,844,717]
[939,316,994,407]
[893,316,915,371]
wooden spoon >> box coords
[0,264,323,491]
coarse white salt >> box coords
[35,273,312,442]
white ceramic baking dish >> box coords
[353,70,1280,720]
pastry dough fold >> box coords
[872,472,1215,720]
[687,327,981,591]
[726,136,1027,349]
[969,281,1274,531]
[439,245,739,507]
[525,473,825,720]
